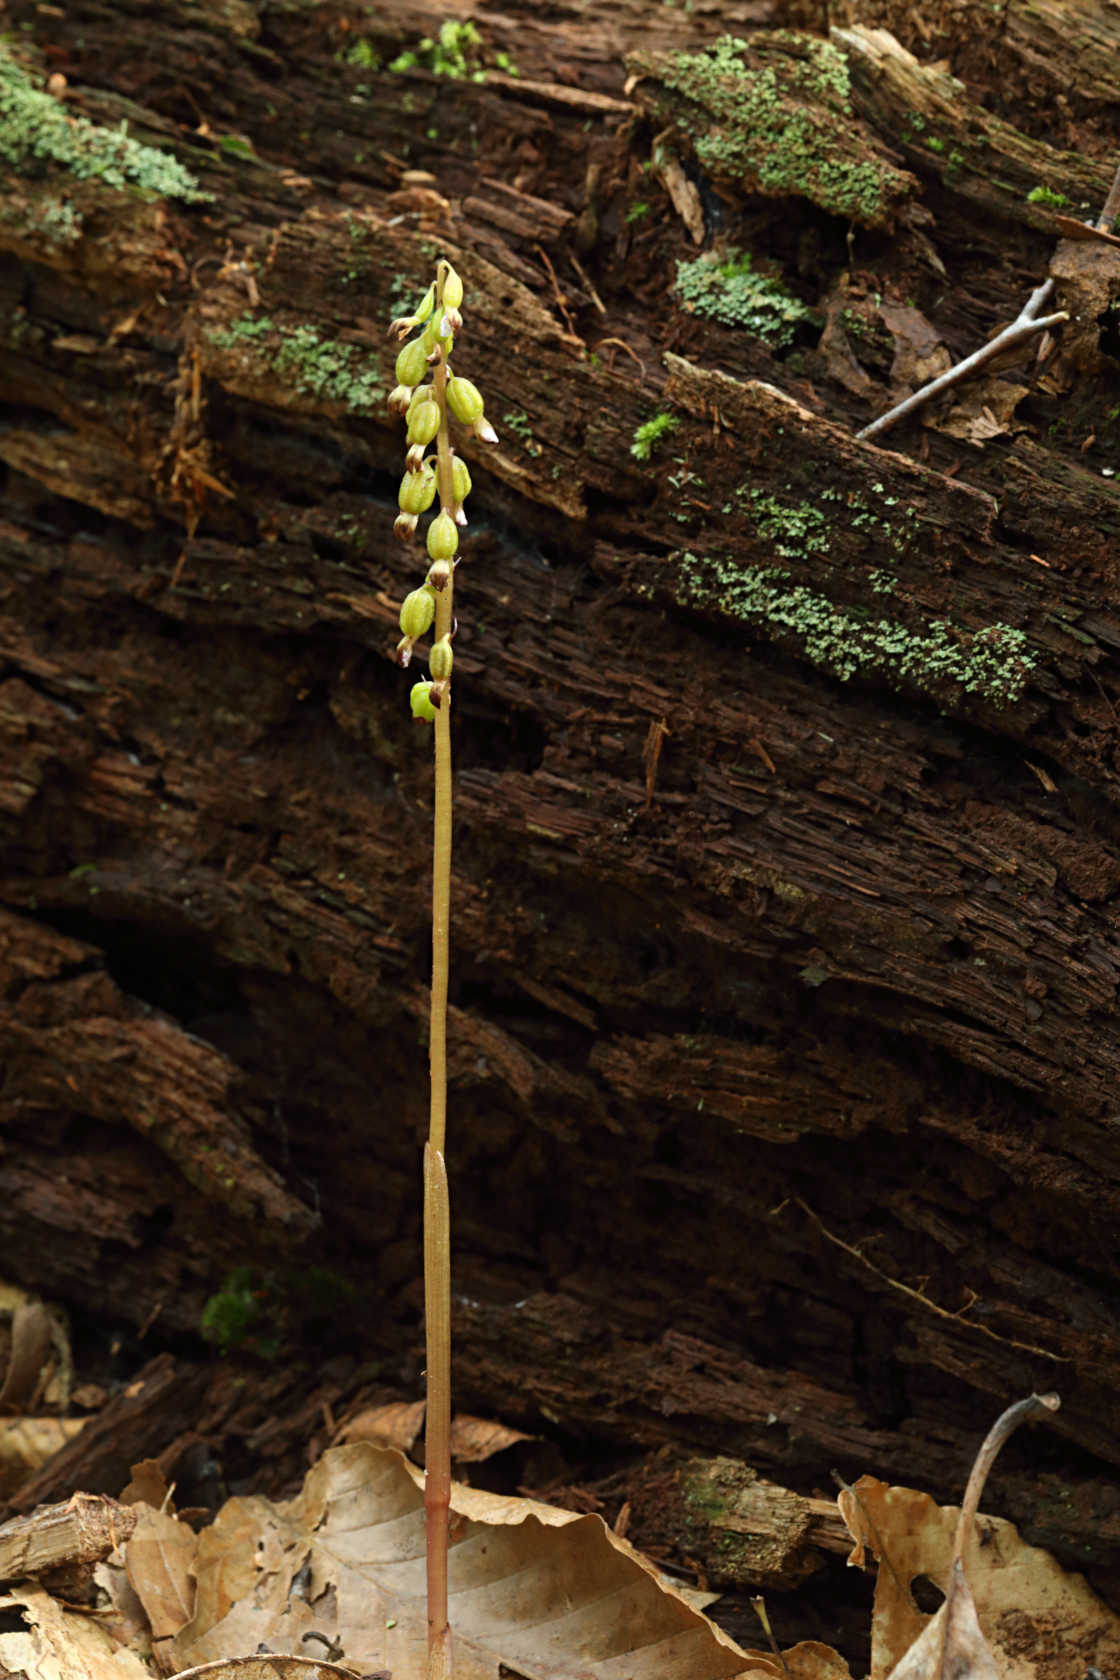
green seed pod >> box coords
[410,681,438,723]
[447,376,485,426]
[426,511,459,562]
[450,455,472,502]
[399,585,436,639]
[429,635,453,682]
[442,263,464,310]
[398,467,437,514]
[395,337,428,388]
[407,400,440,447]
[407,384,433,417]
[422,311,444,352]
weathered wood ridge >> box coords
[3,0,1120,1613]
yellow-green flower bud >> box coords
[395,337,428,388]
[414,283,435,323]
[429,635,453,682]
[427,511,459,562]
[398,466,437,514]
[407,384,433,418]
[400,585,436,639]
[451,455,472,502]
[407,400,440,446]
[426,507,456,561]
[447,376,484,426]
[422,311,445,352]
[442,264,464,309]
[410,681,437,723]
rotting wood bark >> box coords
[2,0,1120,1624]
[0,1493,137,1584]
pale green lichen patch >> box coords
[631,31,912,227]
[206,313,385,412]
[0,45,210,201]
[718,479,919,564]
[0,185,83,248]
[675,249,817,346]
[673,549,1036,707]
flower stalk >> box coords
[388,258,498,1680]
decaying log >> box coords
[0,1493,137,1583]
[3,0,1120,1618]
[624,1451,846,1591]
[6,1359,209,1513]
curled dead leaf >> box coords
[336,1405,531,1464]
[163,1441,762,1680]
[839,1474,1120,1680]
[124,1506,198,1641]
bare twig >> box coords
[856,280,1068,443]
[749,1598,791,1680]
[796,1199,1068,1362]
[569,249,606,315]
[951,1393,1060,1570]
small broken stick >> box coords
[856,279,1068,443]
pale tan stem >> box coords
[951,1392,1060,1571]
[428,624,452,1157]
[423,1142,452,1676]
[424,262,456,1680]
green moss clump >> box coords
[342,38,381,70]
[208,313,386,412]
[638,31,909,227]
[674,549,1036,706]
[201,1268,280,1357]
[389,19,516,80]
[0,45,210,201]
[676,249,816,345]
[631,411,680,461]
[1027,184,1071,210]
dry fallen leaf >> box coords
[124,1506,197,1641]
[0,1417,86,1495]
[174,1656,358,1680]
[336,1404,531,1463]
[335,1398,426,1453]
[935,379,1030,445]
[0,1583,154,1680]
[736,1641,852,1680]
[887,1558,1000,1680]
[839,1474,1120,1680]
[165,1441,758,1680]
[121,1458,174,1509]
[449,1412,533,1462]
[878,301,952,394]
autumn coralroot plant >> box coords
[387,260,497,1679]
